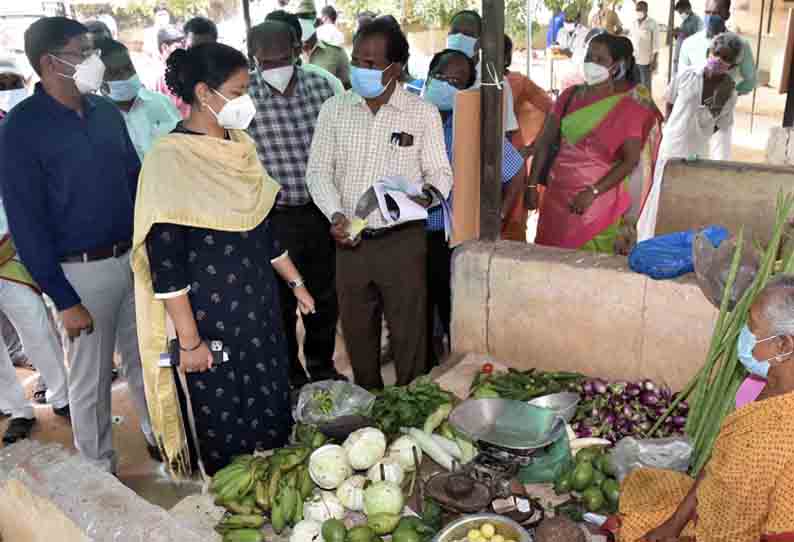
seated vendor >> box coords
[619,275,794,542]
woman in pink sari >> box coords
[528,33,662,254]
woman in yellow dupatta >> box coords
[131,43,315,475]
[618,275,794,542]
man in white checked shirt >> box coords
[247,21,340,389]
[306,19,452,390]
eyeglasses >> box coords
[52,48,100,61]
[431,72,468,90]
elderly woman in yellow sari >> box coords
[618,275,794,542]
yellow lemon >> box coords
[479,524,495,539]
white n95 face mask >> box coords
[208,90,257,130]
[52,52,106,94]
[260,65,294,94]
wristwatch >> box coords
[288,278,305,289]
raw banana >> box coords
[217,514,265,529]
[293,488,303,523]
[254,480,270,512]
[270,495,286,533]
[211,463,247,493]
[222,529,264,542]
[268,469,282,508]
[298,465,314,500]
[278,484,298,526]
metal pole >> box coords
[750,0,766,133]
[480,0,505,241]
[526,0,533,77]
[666,0,675,84]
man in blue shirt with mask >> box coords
[0,17,154,473]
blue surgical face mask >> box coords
[447,33,478,59]
[422,77,458,111]
[704,14,726,37]
[350,63,393,99]
[736,324,787,378]
[106,74,142,102]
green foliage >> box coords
[409,0,473,29]
[75,0,210,25]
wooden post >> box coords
[666,0,675,83]
[242,0,252,37]
[480,0,505,241]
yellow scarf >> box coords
[0,236,39,293]
[130,129,280,475]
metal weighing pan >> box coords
[449,398,566,451]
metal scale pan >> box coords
[448,398,567,455]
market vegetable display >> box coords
[570,378,688,442]
[553,446,620,515]
[469,368,585,401]
[371,377,454,436]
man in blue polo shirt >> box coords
[0,17,153,473]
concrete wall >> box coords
[768,127,794,166]
[451,241,717,391]
[0,441,209,542]
[654,159,794,244]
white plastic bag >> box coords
[295,380,375,425]
[609,436,693,482]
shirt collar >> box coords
[33,82,98,114]
[351,82,410,112]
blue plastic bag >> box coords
[628,226,730,280]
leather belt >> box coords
[61,241,132,263]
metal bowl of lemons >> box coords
[432,514,531,542]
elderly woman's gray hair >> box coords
[711,32,744,65]
[760,275,794,336]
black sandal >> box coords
[2,417,35,445]
[33,377,48,404]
